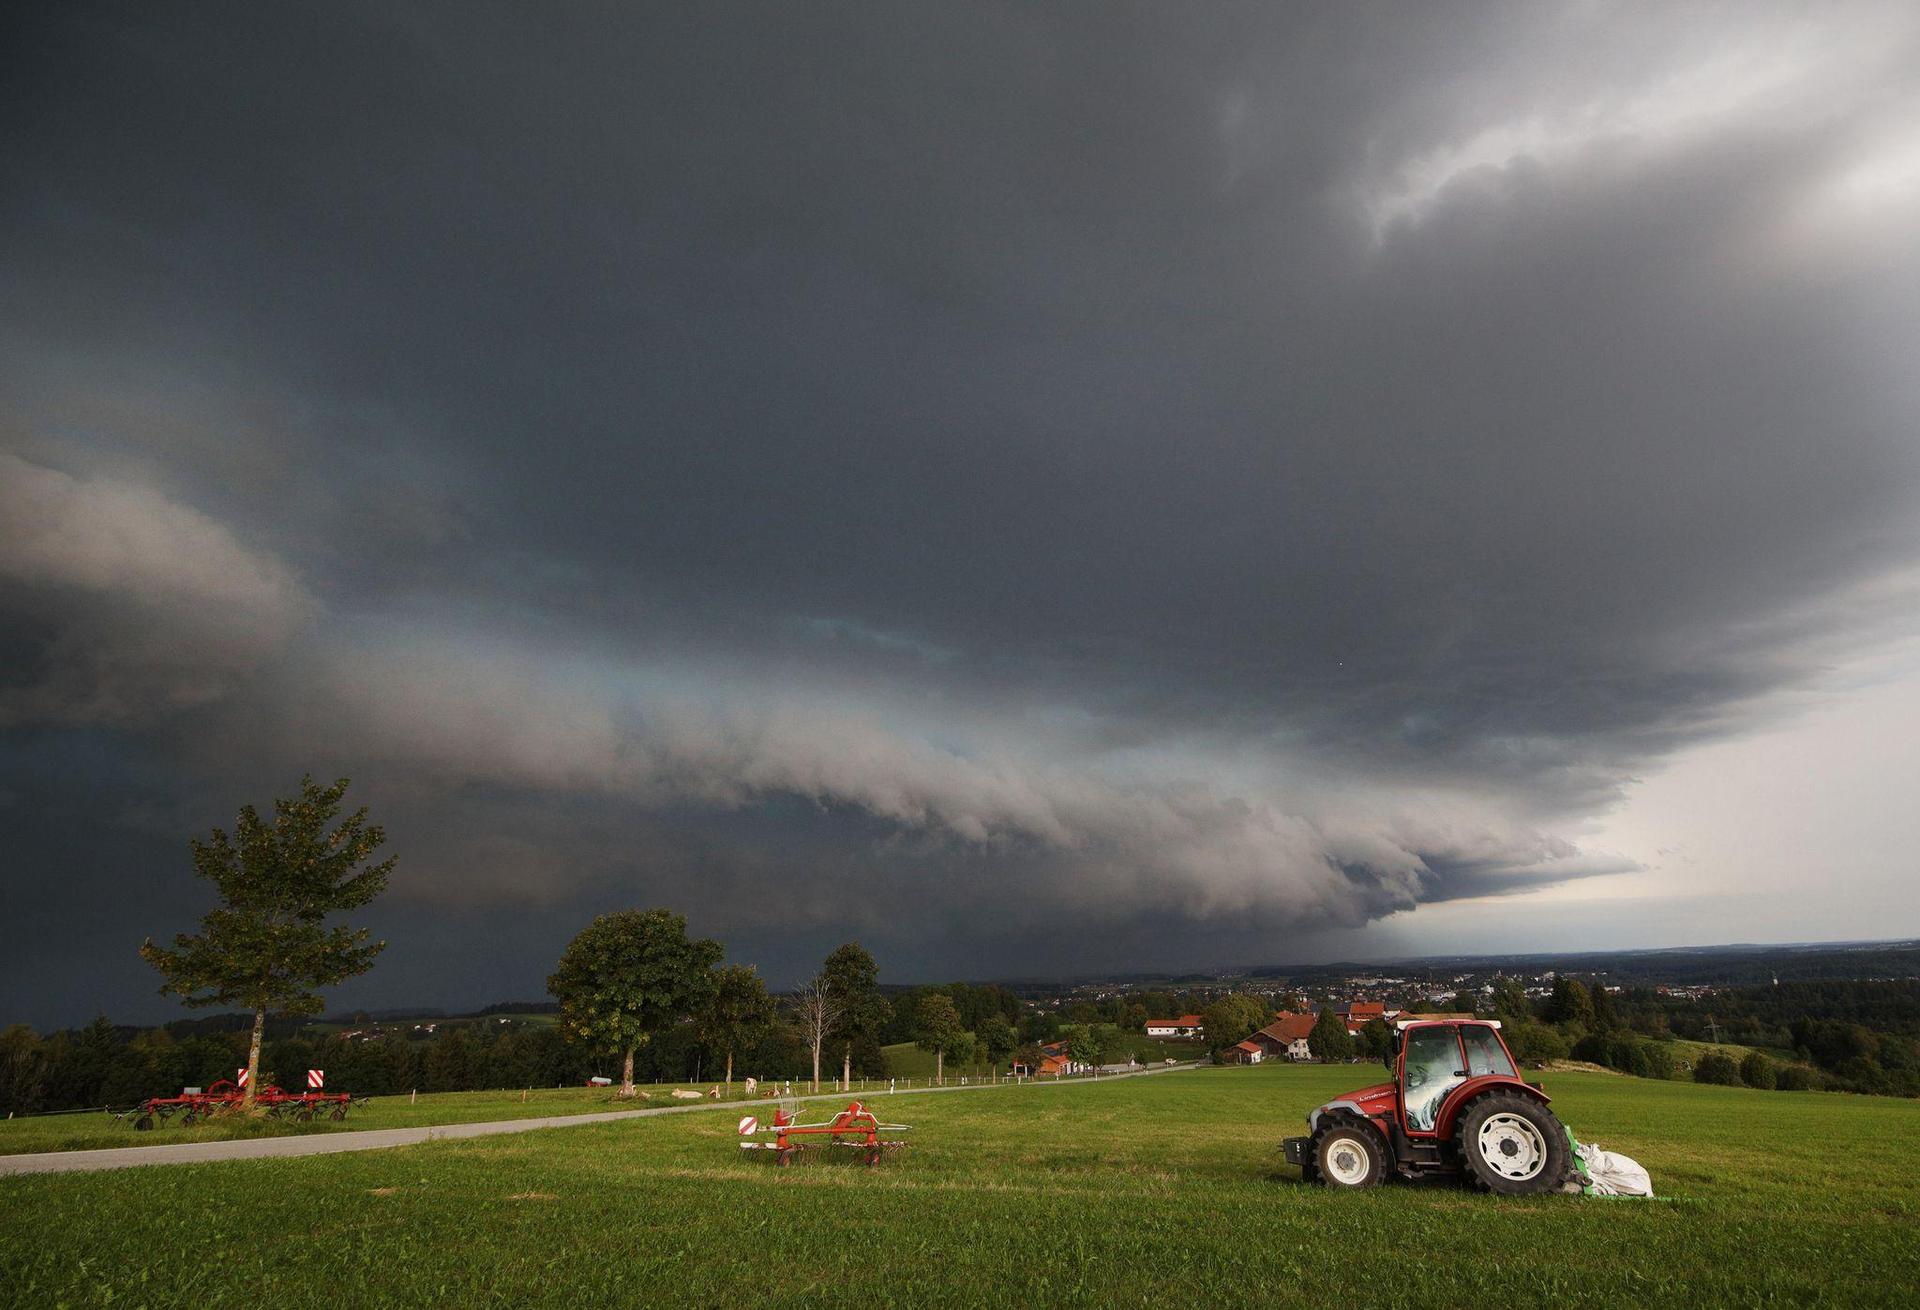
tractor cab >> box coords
[1283,1018,1574,1195]
[1393,1019,1521,1131]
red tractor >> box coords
[1283,1018,1574,1195]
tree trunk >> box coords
[936,1048,943,1085]
[243,1007,265,1111]
[725,1049,733,1087]
[620,1046,636,1098]
[810,1035,821,1093]
[842,1043,851,1093]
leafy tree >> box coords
[1065,1024,1103,1071]
[915,992,965,1083]
[1589,981,1619,1030]
[1357,1018,1394,1060]
[979,1014,1018,1069]
[547,908,721,1098]
[1505,1021,1569,1066]
[820,943,890,1087]
[1545,977,1595,1029]
[0,1025,49,1116]
[1308,1009,1355,1062]
[699,964,777,1087]
[1202,993,1269,1051]
[141,776,392,1110]
[1692,1051,1741,1085]
[1448,991,1481,1016]
[1739,1050,1778,1090]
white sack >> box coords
[1576,1142,1653,1197]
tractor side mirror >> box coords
[1384,1031,1400,1073]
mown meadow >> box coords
[3,1063,1916,1307]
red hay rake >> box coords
[112,1079,362,1130]
[736,1099,909,1167]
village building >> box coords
[1244,1011,1317,1061]
[1144,1014,1204,1038]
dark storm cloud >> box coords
[4,3,1919,1024]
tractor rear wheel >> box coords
[1456,1093,1570,1195]
[1313,1118,1387,1190]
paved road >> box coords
[0,1062,1202,1177]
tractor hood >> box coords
[1307,1081,1396,1132]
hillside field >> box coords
[4,1063,1916,1307]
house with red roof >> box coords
[1243,1011,1318,1061]
[1144,1014,1204,1038]
[1031,1040,1089,1077]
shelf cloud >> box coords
[4,2,1918,1023]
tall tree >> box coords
[699,964,776,1087]
[548,908,721,1098]
[793,973,845,1093]
[820,942,889,1088]
[915,992,965,1083]
[1308,1009,1356,1062]
[1202,993,1268,1051]
[979,1014,1018,1069]
[1589,979,1619,1030]
[141,775,392,1110]
[1545,976,1596,1030]
[1065,1024,1104,1072]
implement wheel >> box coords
[134,1114,154,1131]
[1457,1093,1571,1196]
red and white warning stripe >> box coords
[237,1067,250,1086]
[307,1069,325,1089]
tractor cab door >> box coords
[1399,1026,1467,1134]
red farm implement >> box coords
[736,1099,909,1166]
[112,1079,361,1130]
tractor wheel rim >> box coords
[1325,1137,1370,1184]
[1477,1113,1546,1180]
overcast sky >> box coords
[4,3,1918,1028]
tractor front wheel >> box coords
[1313,1119,1387,1190]
[1456,1093,1570,1195]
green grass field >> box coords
[4,1063,1916,1307]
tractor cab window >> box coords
[1460,1025,1517,1078]
[1401,1026,1466,1132]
